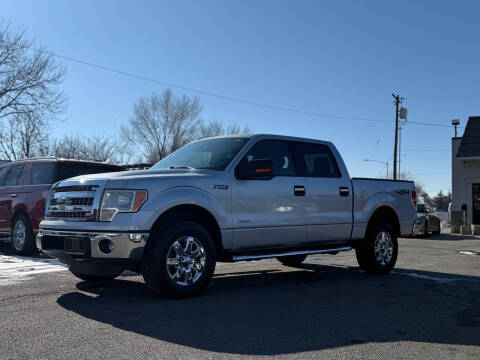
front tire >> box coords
[355,221,398,274]
[277,254,307,266]
[142,221,216,298]
[11,214,37,256]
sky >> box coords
[2,0,480,195]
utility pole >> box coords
[392,94,404,180]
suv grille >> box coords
[46,184,99,221]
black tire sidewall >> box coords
[357,221,398,274]
[143,221,216,297]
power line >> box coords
[27,46,463,129]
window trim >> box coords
[234,139,299,178]
[291,141,342,179]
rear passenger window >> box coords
[3,165,25,186]
[294,142,341,178]
[238,140,296,176]
[31,163,57,185]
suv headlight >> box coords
[99,190,147,221]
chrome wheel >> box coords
[166,236,206,286]
[12,220,26,251]
[374,231,393,266]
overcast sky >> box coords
[3,0,480,194]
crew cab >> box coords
[37,135,417,297]
[0,158,123,255]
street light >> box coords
[364,159,389,179]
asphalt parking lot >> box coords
[0,234,479,360]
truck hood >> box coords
[67,168,222,185]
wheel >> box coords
[355,221,398,275]
[142,221,216,298]
[11,214,37,256]
[277,254,307,266]
[432,222,441,235]
[70,271,121,283]
[423,220,429,237]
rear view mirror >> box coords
[236,159,273,180]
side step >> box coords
[232,246,352,261]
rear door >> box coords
[231,140,308,249]
[292,141,353,244]
[0,164,26,232]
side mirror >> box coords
[236,159,274,180]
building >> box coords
[451,116,480,234]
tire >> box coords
[277,254,307,266]
[11,214,37,256]
[355,221,398,275]
[71,271,121,283]
[432,222,441,235]
[423,220,429,237]
[142,221,216,298]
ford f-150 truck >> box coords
[37,134,417,297]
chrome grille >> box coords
[46,183,100,221]
[50,197,94,206]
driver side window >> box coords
[238,140,295,176]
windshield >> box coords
[152,137,249,171]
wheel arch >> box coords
[145,204,224,259]
[365,206,400,237]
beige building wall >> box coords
[451,137,480,233]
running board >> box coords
[231,246,352,261]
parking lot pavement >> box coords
[0,235,479,360]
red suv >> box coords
[0,158,123,255]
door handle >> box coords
[339,187,349,197]
[294,185,306,196]
[10,193,17,198]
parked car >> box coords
[38,134,417,297]
[414,203,441,236]
[0,158,123,255]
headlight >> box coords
[99,190,147,221]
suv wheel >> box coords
[355,221,398,274]
[142,221,216,297]
[11,214,37,256]
[277,254,307,266]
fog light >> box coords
[98,239,114,254]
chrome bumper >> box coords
[36,229,148,260]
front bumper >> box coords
[36,229,148,260]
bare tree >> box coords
[0,112,49,160]
[198,120,250,138]
[121,89,202,163]
[0,20,66,160]
[41,135,118,163]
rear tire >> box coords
[355,221,398,275]
[11,214,37,256]
[142,221,216,298]
[70,271,121,283]
[277,254,307,266]
[432,223,441,235]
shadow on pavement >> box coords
[57,263,480,355]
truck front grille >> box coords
[46,183,100,221]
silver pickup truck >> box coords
[38,134,417,297]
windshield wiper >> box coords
[169,165,195,169]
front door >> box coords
[0,165,26,232]
[473,184,480,225]
[231,140,307,250]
